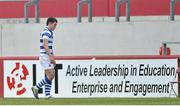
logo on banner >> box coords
[7,62,29,95]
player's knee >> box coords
[50,75,55,81]
[49,71,55,80]
[46,74,54,81]
[45,69,55,81]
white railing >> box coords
[170,0,180,21]
[77,0,92,23]
[24,0,39,23]
[115,0,130,22]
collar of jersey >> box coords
[45,27,53,33]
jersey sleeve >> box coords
[42,32,51,40]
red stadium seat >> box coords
[159,46,171,55]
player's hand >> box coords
[49,56,56,65]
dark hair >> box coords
[46,17,58,26]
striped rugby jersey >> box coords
[40,27,54,55]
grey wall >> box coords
[0,21,180,56]
[1,24,43,56]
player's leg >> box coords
[31,69,50,99]
[32,56,52,99]
[44,68,55,98]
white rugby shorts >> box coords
[39,54,55,70]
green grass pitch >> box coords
[0,98,180,105]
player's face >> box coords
[50,22,57,31]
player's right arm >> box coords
[43,39,56,65]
